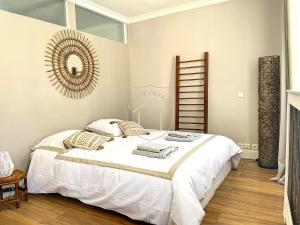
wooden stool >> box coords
[0,170,28,208]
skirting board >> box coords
[284,194,293,225]
[241,149,258,160]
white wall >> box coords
[128,0,283,145]
[0,0,285,170]
[287,0,300,90]
[0,10,130,170]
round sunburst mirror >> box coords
[66,54,83,76]
[45,29,99,99]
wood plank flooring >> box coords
[0,159,284,225]
[202,159,284,225]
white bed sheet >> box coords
[28,130,242,225]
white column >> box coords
[287,0,300,90]
[123,23,128,44]
[65,1,77,29]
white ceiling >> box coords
[78,0,231,23]
[89,0,199,17]
[0,0,231,25]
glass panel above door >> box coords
[0,0,66,26]
[75,5,124,43]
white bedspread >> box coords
[28,130,242,225]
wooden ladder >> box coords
[175,52,209,133]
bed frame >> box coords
[175,52,209,133]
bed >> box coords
[27,129,242,225]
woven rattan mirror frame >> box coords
[45,29,99,99]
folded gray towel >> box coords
[133,146,178,159]
[137,142,170,153]
[168,131,200,139]
[165,135,200,142]
[168,131,190,138]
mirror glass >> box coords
[67,54,83,76]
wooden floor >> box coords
[0,159,284,225]
[202,160,284,225]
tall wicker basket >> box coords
[258,56,280,169]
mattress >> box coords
[27,129,242,225]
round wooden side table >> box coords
[0,170,28,208]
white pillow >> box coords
[30,130,80,150]
[85,119,122,137]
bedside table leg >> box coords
[15,182,19,209]
[0,185,3,200]
[24,177,28,201]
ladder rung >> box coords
[179,91,204,94]
[180,78,204,81]
[180,59,204,63]
[179,72,204,75]
[180,85,204,87]
[180,66,204,69]
[179,104,204,106]
[179,110,204,112]
[179,122,204,124]
[179,97,203,99]
[179,116,204,118]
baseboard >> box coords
[241,149,258,160]
[284,194,293,225]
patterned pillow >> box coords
[63,131,113,150]
[116,121,149,136]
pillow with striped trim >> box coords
[63,131,113,150]
[116,121,149,137]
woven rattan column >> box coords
[258,56,280,169]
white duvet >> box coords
[28,129,242,225]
